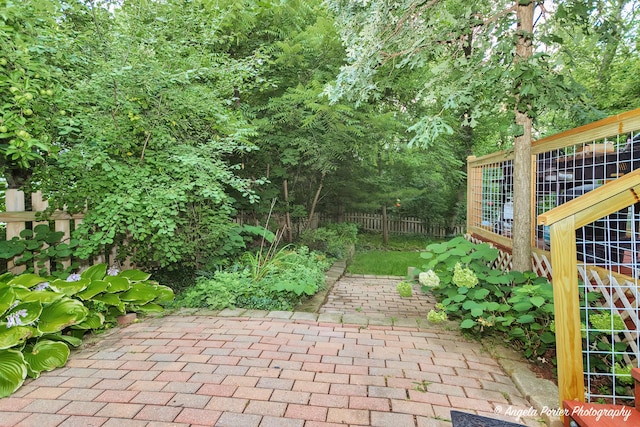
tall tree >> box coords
[323,0,589,271]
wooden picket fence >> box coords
[319,212,463,237]
[0,189,128,274]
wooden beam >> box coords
[468,108,640,168]
[538,169,640,227]
[549,216,585,405]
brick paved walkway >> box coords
[0,273,546,427]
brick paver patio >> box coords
[0,273,546,427]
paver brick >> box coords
[204,396,249,412]
[174,407,222,425]
[57,401,106,416]
[95,402,144,418]
[58,415,109,427]
[259,415,305,427]
[326,407,370,425]
[349,396,390,411]
[243,400,287,417]
[371,410,416,427]
[284,403,327,420]
[233,386,273,400]
[22,398,71,414]
[133,404,182,422]
[214,412,261,427]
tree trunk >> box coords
[381,205,389,246]
[307,172,325,229]
[511,1,534,272]
[283,179,293,243]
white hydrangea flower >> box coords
[452,263,478,288]
[418,270,440,288]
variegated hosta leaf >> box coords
[0,287,16,315]
[133,302,165,313]
[4,301,42,327]
[0,349,27,398]
[72,312,105,330]
[38,299,89,333]
[153,285,175,304]
[118,269,151,282]
[81,264,107,280]
[49,278,90,297]
[92,294,125,313]
[119,282,160,304]
[19,289,65,305]
[40,333,83,347]
[76,280,110,300]
[104,276,130,293]
[23,340,70,378]
[7,274,47,288]
[0,326,37,350]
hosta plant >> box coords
[0,264,174,398]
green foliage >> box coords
[0,224,84,277]
[419,237,555,358]
[0,264,174,398]
[173,246,331,311]
[0,0,63,185]
[299,223,358,259]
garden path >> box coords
[0,272,555,427]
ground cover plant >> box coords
[171,245,331,312]
[0,264,174,398]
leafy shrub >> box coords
[418,237,555,358]
[299,223,358,259]
[173,246,331,311]
[0,264,174,398]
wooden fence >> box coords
[0,189,127,274]
[319,212,463,237]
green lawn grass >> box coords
[346,249,425,276]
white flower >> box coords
[107,266,120,276]
[66,273,82,282]
[6,309,28,328]
[419,270,440,288]
[452,263,478,288]
[34,282,50,291]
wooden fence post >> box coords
[549,216,585,406]
[5,189,25,274]
[31,192,51,274]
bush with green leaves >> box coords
[173,246,331,312]
[0,264,174,398]
[299,223,358,259]
[418,237,556,358]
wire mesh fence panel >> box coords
[468,112,640,404]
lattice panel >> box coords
[579,266,640,365]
